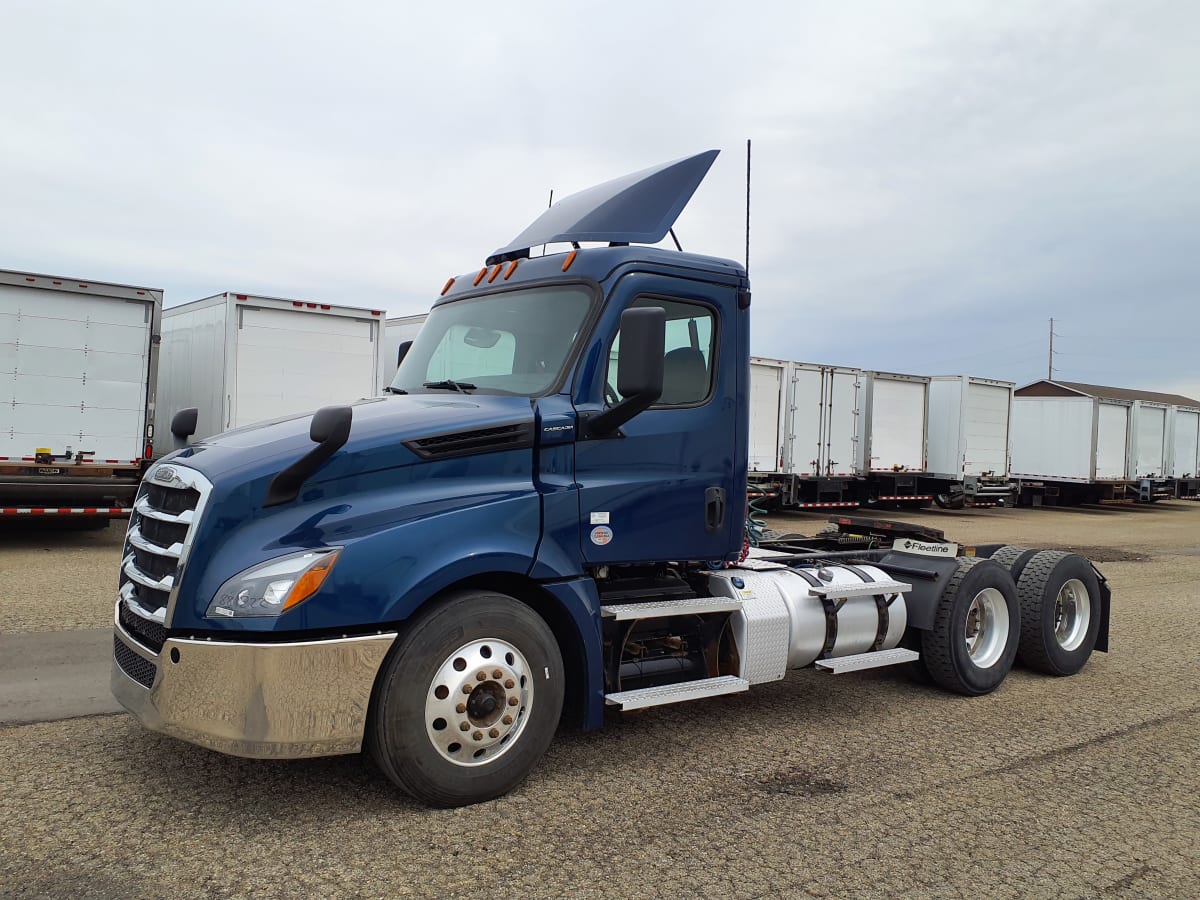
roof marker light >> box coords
[487,264,502,283]
[562,250,578,272]
[441,277,455,295]
[504,260,519,280]
[473,267,487,286]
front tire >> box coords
[921,558,1020,696]
[369,590,564,807]
[1015,551,1102,676]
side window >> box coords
[607,297,715,406]
[425,324,517,382]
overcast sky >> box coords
[3,0,1198,397]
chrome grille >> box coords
[118,463,212,632]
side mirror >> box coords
[170,407,198,446]
[585,307,665,437]
[396,340,413,368]
[265,405,354,507]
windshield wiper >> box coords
[383,386,407,394]
[422,380,477,393]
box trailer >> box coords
[927,376,1015,507]
[383,313,427,386]
[1,268,161,521]
[1170,406,1200,497]
[857,371,940,506]
[1010,395,1134,505]
[158,293,385,442]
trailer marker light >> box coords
[52,280,62,285]
[236,294,247,300]
[25,277,34,282]
[473,267,487,286]
[145,444,153,459]
[292,301,303,307]
[441,277,455,295]
[320,304,330,310]
[562,250,578,272]
[504,260,519,280]
[78,284,89,288]
[371,310,382,316]
[307,303,317,308]
[487,264,502,283]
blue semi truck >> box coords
[112,151,1110,806]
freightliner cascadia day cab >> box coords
[112,152,1112,807]
[1,269,162,523]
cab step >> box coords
[600,597,742,621]
[814,647,920,674]
[605,675,750,710]
[810,580,911,601]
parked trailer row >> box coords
[748,357,1014,511]
[2,272,393,521]
[1010,381,1200,505]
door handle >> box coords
[705,486,726,533]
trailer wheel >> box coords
[986,545,1040,584]
[921,558,1020,696]
[369,590,564,807]
[1015,551,1101,676]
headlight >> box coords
[207,549,341,618]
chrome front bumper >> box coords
[111,602,396,759]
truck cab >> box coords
[113,151,1109,807]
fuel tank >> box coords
[706,564,908,683]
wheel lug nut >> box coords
[489,728,500,738]
[462,685,472,695]
[504,678,515,689]
[492,669,503,679]
[476,671,487,681]
[502,715,513,725]
[473,731,483,741]
[508,696,519,707]
[456,703,466,714]
[459,722,470,732]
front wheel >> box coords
[921,558,1020,695]
[369,590,564,807]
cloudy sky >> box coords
[3,0,1198,397]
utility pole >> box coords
[1048,317,1054,379]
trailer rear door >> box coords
[232,306,378,428]
[748,360,784,472]
[867,377,926,472]
[1173,409,1200,478]
[0,284,153,462]
[963,381,1010,476]
[822,368,860,476]
[1135,404,1167,477]
[1095,402,1130,480]
[785,365,823,476]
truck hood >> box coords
[167,393,536,484]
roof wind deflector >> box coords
[486,150,720,265]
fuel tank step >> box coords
[600,597,743,621]
[814,647,920,674]
[810,580,911,601]
[605,675,750,710]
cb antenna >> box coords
[745,138,752,274]
[541,189,554,256]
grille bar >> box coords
[127,524,182,559]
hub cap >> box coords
[425,639,532,766]
[963,587,1009,668]
[1054,578,1091,651]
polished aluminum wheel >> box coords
[1053,578,1091,651]
[425,639,532,766]
[964,587,1009,668]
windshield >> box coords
[390,284,595,396]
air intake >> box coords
[405,422,535,460]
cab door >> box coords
[573,272,743,565]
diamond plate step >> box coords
[811,580,911,600]
[600,597,742,621]
[814,647,920,674]
[605,675,750,710]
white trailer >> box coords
[1010,393,1133,504]
[158,293,385,442]
[857,371,939,506]
[0,268,161,521]
[383,313,427,386]
[1171,406,1200,498]
[926,376,1015,507]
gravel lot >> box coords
[1,504,1198,898]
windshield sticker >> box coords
[590,525,613,546]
